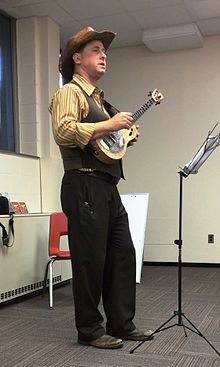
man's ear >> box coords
[73,52,81,65]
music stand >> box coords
[130,125,220,356]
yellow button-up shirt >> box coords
[49,74,108,149]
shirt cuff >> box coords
[75,123,96,149]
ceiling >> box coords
[1,0,220,52]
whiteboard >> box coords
[120,193,149,283]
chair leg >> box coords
[49,258,55,308]
[42,260,50,297]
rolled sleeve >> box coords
[50,84,95,149]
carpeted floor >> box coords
[1,265,220,366]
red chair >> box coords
[43,212,71,308]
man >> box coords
[49,27,153,349]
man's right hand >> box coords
[109,112,133,131]
[91,112,133,140]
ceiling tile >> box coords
[0,4,33,18]
[0,0,75,25]
[112,29,142,48]
[119,0,182,11]
[56,0,124,20]
[131,4,193,29]
[1,0,220,51]
[80,13,140,33]
[184,0,220,19]
[197,17,220,36]
[0,0,45,5]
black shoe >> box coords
[78,334,124,349]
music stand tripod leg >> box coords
[130,171,220,357]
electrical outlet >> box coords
[208,234,214,244]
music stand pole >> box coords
[130,170,220,356]
[175,170,186,329]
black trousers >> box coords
[61,170,136,342]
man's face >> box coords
[74,40,107,80]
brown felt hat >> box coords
[60,27,116,82]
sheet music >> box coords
[183,133,220,175]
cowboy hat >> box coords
[60,27,116,82]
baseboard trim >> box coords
[143,261,220,268]
[0,280,71,308]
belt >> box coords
[77,170,119,185]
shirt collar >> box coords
[72,74,104,99]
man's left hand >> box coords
[128,125,140,147]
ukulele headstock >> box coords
[148,89,164,105]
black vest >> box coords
[59,82,123,179]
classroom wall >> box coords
[0,152,41,213]
[1,16,220,263]
[16,16,63,212]
[100,38,220,263]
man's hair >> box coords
[74,43,86,54]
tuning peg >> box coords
[148,91,152,97]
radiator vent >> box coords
[0,275,62,303]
